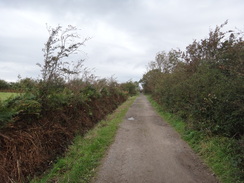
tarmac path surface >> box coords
[92,94,218,183]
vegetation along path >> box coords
[92,94,218,183]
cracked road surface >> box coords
[92,94,218,183]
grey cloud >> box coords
[0,0,243,82]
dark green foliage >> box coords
[80,85,101,100]
[142,23,244,181]
[0,78,129,128]
[140,69,163,94]
[120,81,139,96]
[148,95,244,183]
[17,78,38,92]
[0,94,42,127]
[0,24,131,183]
[141,22,244,138]
[0,79,10,90]
[0,77,129,182]
[0,78,37,92]
[0,100,16,126]
[14,97,41,118]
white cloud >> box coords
[0,0,243,83]
[0,8,48,38]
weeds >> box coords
[31,96,137,183]
[148,95,244,183]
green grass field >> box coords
[0,92,19,101]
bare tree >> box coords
[37,25,89,83]
[36,25,90,106]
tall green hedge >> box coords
[141,22,244,138]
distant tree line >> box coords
[0,78,36,92]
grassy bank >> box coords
[0,92,19,101]
[148,96,243,183]
[31,96,137,183]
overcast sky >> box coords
[0,0,243,83]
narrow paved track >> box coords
[92,94,218,183]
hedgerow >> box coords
[0,25,135,183]
[140,22,244,181]
[141,21,244,138]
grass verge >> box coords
[31,96,137,183]
[147,95,243,183]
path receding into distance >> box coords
[92,94,218,183]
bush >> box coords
[14,97,41,117]
[120,81,139,96]
[0,79,10,90]
[0,100,16,127]
[5,94,42,122]
[142,22,244,138]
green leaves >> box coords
[31,96,136,183]
[142,22,244,138]
[149,96,244,183]
[0,100,16,126]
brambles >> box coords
[0,79,11,90]
[142,22,244,138]
[120,81,140,96]
[141,22,244,182]
[0,25,136,183]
